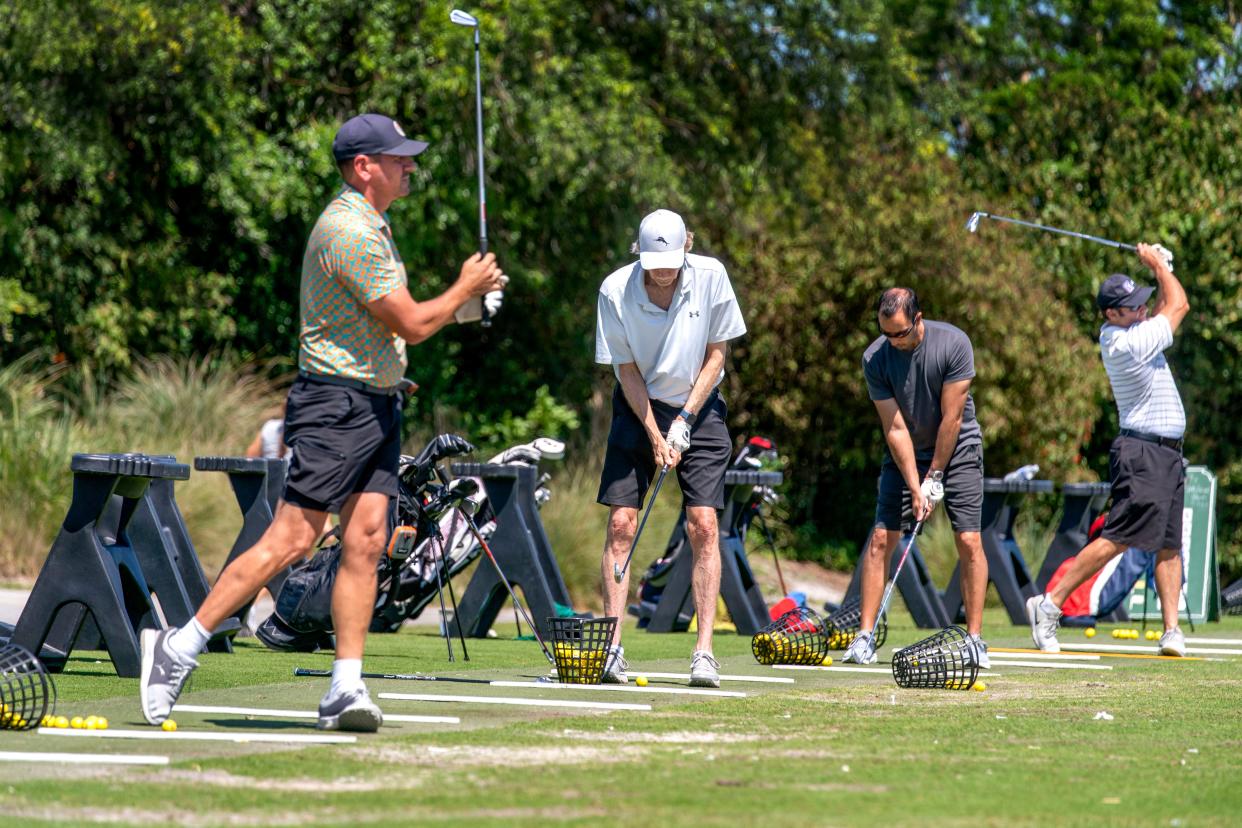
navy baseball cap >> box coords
[332,114,428,162]
[1097,273,1155,310]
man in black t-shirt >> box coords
[844,287,989,667]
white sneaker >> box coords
[1159,627,1186,657]
[601,645,628,684]
[1026,595,1062,653]
[968,636,991,669]
[317,684,383,732]
[842,631,877,665]
[139,628,198,725]
[689,651,720,688]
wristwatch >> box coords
[928,470,944,482]
[678,407,697,425]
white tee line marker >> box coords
[379,692,651,711]
[1181,637,1242,647]
[0,751,169,766]
[1061,643,1241,656]
[980,659,1112,671]
[490,681,746,698]
[987,651,1102,661]
[174,703,460,725]
[772,665,1006,677]
[38,728,357,744]
[624,671,794,684]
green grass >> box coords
[3,612,1241,826]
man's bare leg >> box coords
[331,491,391,660]
[1047,537,1126,607]
[954,531,987,637]
[601,506,638,649]
[1153,547,1183,632]
[859,526,900,631]
[686,506,721,654]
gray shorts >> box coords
[874,442,984,533]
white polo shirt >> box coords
[1099,314,1186,439]
[595,253,747,406]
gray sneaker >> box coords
[317,685,383,732]
[601,645,628,684]
[1159,627,1186,657]
[139,628,198,725]
[1026,595,1062,653]
[842,631,877,665]
[689,651,720,688]
[968,636,991,669]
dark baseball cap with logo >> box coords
[332,113,429,162]
[1097,273,1155,311]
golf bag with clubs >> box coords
[255,435,560,652]
[634,436,780,623]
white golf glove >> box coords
[455,275,509,324]
[665,419,691,454]
[1152,244,1174,273]
[920,474,944,506]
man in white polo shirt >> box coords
[1028,242,1190,655]
[595,209,747,688]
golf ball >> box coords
[1111,629,1122,639]
[54,716,69,728]
[1085,628,1097,638]
[635,676,648,687]
[972,682,987,692]
[70,716,84,729]
[1145,630,1158,641]
[821,656,833,667]
[98,717,109,730]
[161,719,177,732]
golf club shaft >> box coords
[974,212,1136,251]
[432,540,456,662]
[614,464,669,582]
[458,510,555,664]
[293,667,492,685]
[755,511,788,596]
[876,515,927,622]
[471,26,491,327]
[439,535,470,661]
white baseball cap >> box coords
[637,209,687,270]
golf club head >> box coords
[531,437,566,461]
[613,562,624,583]
[966,212,982,233]
[449,9,478,26]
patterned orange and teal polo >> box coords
[298,185,408,388]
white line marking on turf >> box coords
[490,681,746,698]
[987,652,1102,661]
[174,703,459,725]
[38,728,356,744]
[981,660,1112,671]
[1061,643,1241,656]
[0,751,170,766]
[773,665,1005,677]
[378,692,651,711]
[626,671,794,684]
[1182,638,1242,646]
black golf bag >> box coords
[254,435,558,652]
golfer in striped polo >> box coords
[1028,243,1191,655]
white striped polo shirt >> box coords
[1098,314,1185,439]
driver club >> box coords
[449,8,492,327]
[965,211,1137,250]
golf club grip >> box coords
[479,235,491,327]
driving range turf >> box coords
[2,609,1240,826]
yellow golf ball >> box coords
[1085,628,1096,638]
[1111,629,1121,639]
[161,719,177,732]
[821,656,833,666]
[54,716,69,729]
[70,716,84,729]
[635,676,648,687]
[1145,630,1158,641]
[97,718,109,730]
[972,681,987,692]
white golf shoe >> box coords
[1159,627,1186,657]
[689,651,721,688]
[1026,594,1062,653]
[601,645,628,684]
[842,631,877,665]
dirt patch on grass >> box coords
[348,742,632,768]
[551,727,761,744]
[152,768,402,793]
[2,804,326,826]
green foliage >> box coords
[1,0,1239,576]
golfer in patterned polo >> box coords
[139,113,506,732]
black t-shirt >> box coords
[862,319,983,459]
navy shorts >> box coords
[875,442,984,533]
[597,384,733,510]
[1101,435,1185,551]
[282,375,403,513]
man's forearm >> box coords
[885,425,922,494]
[930,416,963,472]
[617,364,662,441]
[680,347,726,418]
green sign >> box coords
[1125,466,1220,623]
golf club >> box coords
[875,513,929,624]
[456,508,556,665]
[967,211,1178,271]
[436,533,470,661]
[293,667,492,686]
[450,8,491,327]
[612,464,669,584]
[754,508,788,596]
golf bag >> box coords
[636,436,779,617]
[255,435,558,651]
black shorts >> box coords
[281,375,403,513]
[875,442,984,533]
[597,384,732,510]
[1101,435,1185,551]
